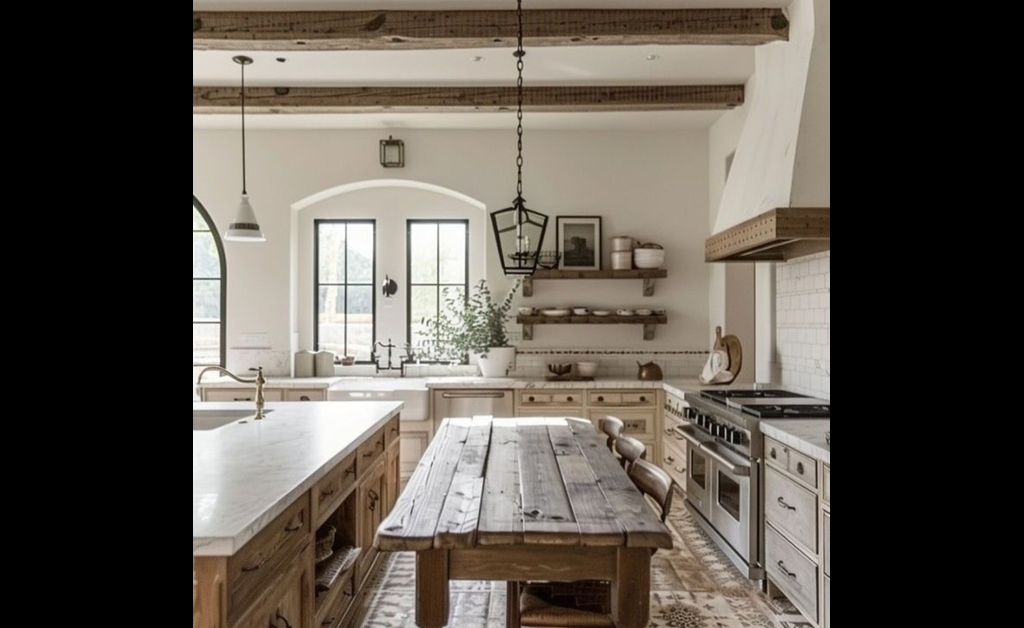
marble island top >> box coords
[760,419,830,465]
[193,401,402,558]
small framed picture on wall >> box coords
[557,216,603,271]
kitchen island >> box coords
[193,401,402,628]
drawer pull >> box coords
[777,561,798,579]
[529,396,536,402]
[322,618,336,627]
[770,448,778,460]
[567,397,574,403]
[796,462,806,476]
[640,396,647,403]
[777,497,796,512]
[665,428,674,436]
[300,396,311,402]
[665,457,676,464]
[346,466,356,476]
[675,466,686,474]
[241,553,267,573]
[363,451,375,459]
[368,489,380,511]
[321,488,336,498]
[274,613,294,628]
[598,396,605,402]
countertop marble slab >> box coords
[198,377,342,390]
[193,401,402,557]
[423,377,702,391]
[760,419,830,465]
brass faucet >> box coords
[196,366,267,420]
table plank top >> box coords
[377,417,673,552]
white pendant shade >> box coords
[224,195,266,242]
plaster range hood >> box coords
[705,207,829,262]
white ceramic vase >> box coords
[477,347,517,378]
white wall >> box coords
[193,129,711,374]
[776,252,829,399]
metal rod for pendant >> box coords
[241,61,247,195]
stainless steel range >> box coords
[681,389,830,581]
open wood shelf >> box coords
[516,315,668,341]
[523,269,668,297]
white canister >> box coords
[610,236,636,252]
[611,251,634,270]
[314,351,336,377]
[294,351,315,378]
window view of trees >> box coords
[408,221,468,352]
[317,221,375,361]
[193,204,223,368]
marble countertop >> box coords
[760,419,830,465]
[193,401,402,557]
[325,376,703,394]
[198,377,342,390]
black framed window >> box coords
[408,220,469,351]
[316,220,376,362]
[193,199,226,376]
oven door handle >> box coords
[676,425,707,448]
[699,442,751,477]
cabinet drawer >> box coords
[823,466,830,505]
[203,389,284,402]
[589,391,656,406]
[519,391,582,406]
[358,428,387,474]
[313,452,358,527]
[822,512,830,577]
[767,524,818,624]
[284,389,324,402]
[765,467,818,555]
[315,570,356,628]
[765,437,818,490]
[227,494,311,625]
[385,416,401,446]
[787,448,818,490]
[662,439,687,489]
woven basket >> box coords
[315,525,337,564]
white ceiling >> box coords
[193,1,783,130]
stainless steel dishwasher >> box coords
[432,389,515,427]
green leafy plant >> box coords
[420,279,522,363]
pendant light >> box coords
[225,55,266,243]
[491,0,548,276]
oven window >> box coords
[718,471,741,521]
[690,448,707,490]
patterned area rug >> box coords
[354,503,813,628]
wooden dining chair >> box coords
[614,435,647,474]
[508,460,676,628]
[598,416,624,454]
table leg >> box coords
[416,550,450,628]
[611,548,651,628]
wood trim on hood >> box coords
[706,207,829,262]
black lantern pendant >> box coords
[380,136,405,168]
[491,0,548,276]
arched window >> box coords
[193,198,226,383]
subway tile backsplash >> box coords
[776,252,830,400]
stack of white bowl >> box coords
[610,236,635,270]
[633,247,665,269]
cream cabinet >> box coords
[199,387,326,402]
[765,437,830,627]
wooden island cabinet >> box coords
[194,404,401,628]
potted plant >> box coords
[420,279,521,378]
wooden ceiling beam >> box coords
[192,85,745,114]
[193,9,790,51]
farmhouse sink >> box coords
[193,409,272,432]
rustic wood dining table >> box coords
[376,417,673,628]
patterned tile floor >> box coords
[353,503,813,628]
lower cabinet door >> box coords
[358,462,386,585]
[233,544,314,628]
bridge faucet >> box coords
[196,366,267,420]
